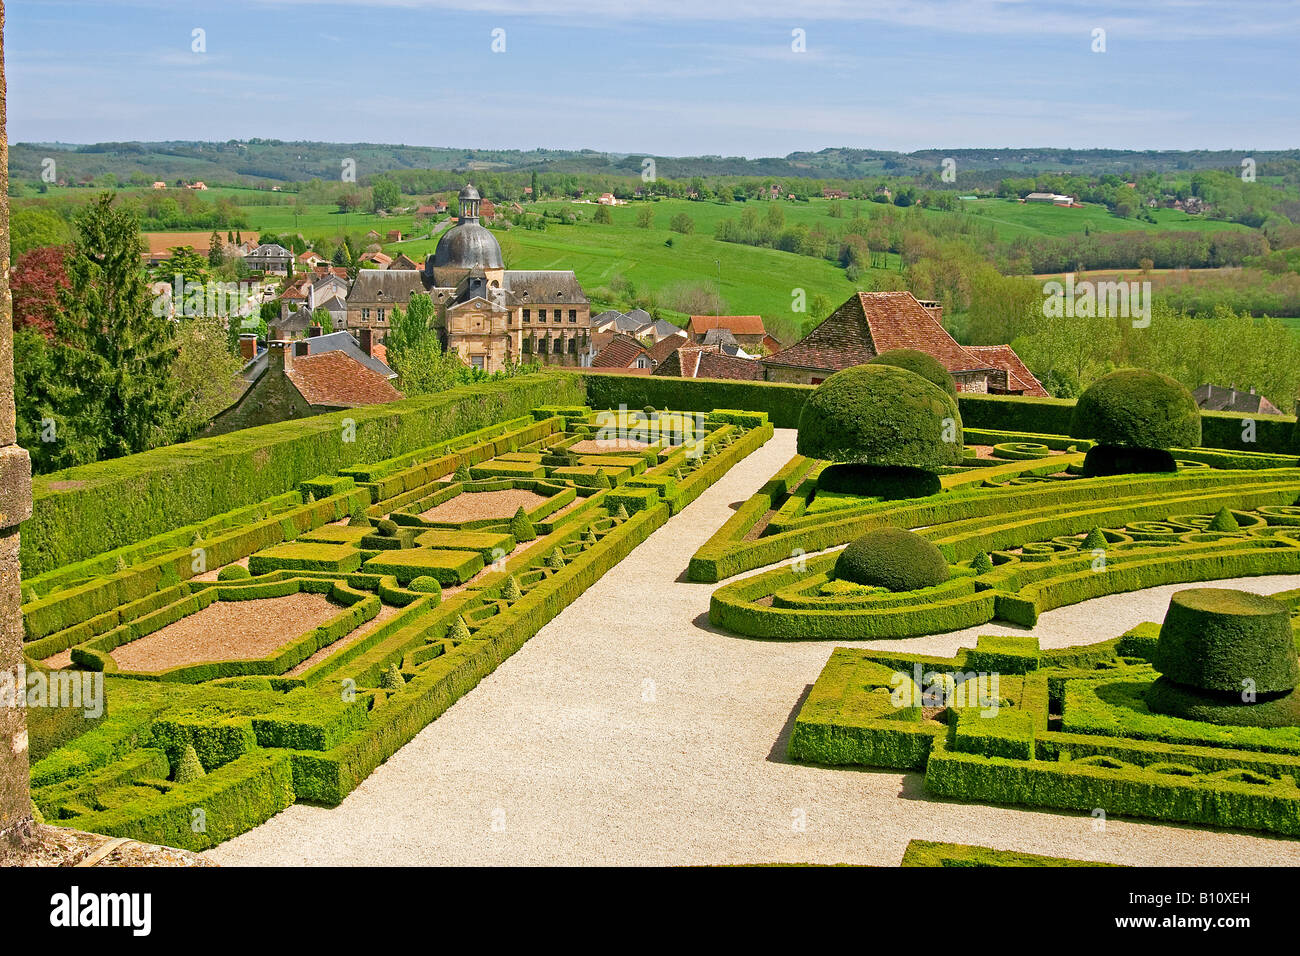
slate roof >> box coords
[763,292,990,374]
[1193,383,1283,416]
[503,270,588,305]
[965,345,1050,398]
[346,269,425,304]
[287,351,402,408]
[241,330,396,382]
[690,314,767,337]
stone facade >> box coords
[0,7,36,844]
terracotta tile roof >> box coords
[592,332,650,369]
[689,314,767,337]
[965,345,1050,397]
[652,346,764,381]
[647,332,687,366]
[763,292,990,374]
[286,351,403,408]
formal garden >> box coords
[15,364,1300,859]
[689,355,1300,841]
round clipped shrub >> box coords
[867,348,957,397]
[217,564,251,581]
[971,551,994,574]
[833,528,949,593]
[409,575,442,595]
[1069,369,1201,451]
[377,518,399,537]
[797,364,963,470]
[1152,588,1298,696]
[174,743,206,784]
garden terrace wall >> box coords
[22,373,583,575]
[583,373,1297,452]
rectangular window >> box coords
[362,308,370,320]
[522,338,531,354]
[568,338,577,354]
[471,355,485,369]
[377,308,385,321]
[568,309,577,322]
[523,309,530,322]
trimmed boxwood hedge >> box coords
[1070,369,1202,451]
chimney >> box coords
[239,334,257,361]
[359,328,373,357]
[294,340,310,358]
[309,325,322,338]
[269,339,293,373]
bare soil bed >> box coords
[110,593,340,672]
[567,439,652,454]
[285,602,405,676]
[420,489,547,522]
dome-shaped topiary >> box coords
[971,551,994,574]
[867,348,957,397]
[377,518,400,537]
[217,564,252,581]
[797,364,963,470]
[174,743,206,784]
[833,528,950,592]
[409,575,442,595]
[1069,369,1201,451]
[509,507,536,543]
[1152,588,1298,696]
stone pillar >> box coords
[0,1,36,845]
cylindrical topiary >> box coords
[867,348,957,397]
[833,527,950,592]
[797,363,963,470]
[217,564,251,581]
[1069,369,1201,452]
[1152,588,1298,696]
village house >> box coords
[688,315,772,352]
[589,333,653,373]
[344,268,426,336]
[244,242,294,275]
[1193,383,1282,417]
[761,291,1048,394]
[653,343,765,381]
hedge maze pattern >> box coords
[22,405,773,849]
[692,420,1300,836]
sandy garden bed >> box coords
[109,593,340,672]
[419,488,548,522]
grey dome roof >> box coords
[431,221,504,271]
[458,183,481,201]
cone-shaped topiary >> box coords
[971,551,994,574]
[501,575,523,603]
[377,518,399,537]
[547,547,566,570]
[454,463,472,482]
[833,528,949,592]
[510,507,537,542]
[305,491,316,504]
[1069,369,1201,468]
[673,467,685,481]
[613,503,629,520]
[113,555,127,573]
[594,470,612,490]
[867,348,957,397]
[380,663,405,691]
[582,528,598,547]
[1081,528,1108,550]
[797,364,963,472]
[449,614,472,642]
[217,564,251,581]
[409,575,442,595]
[1208,507,1240,532]
[174,743,206,784]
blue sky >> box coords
[7,0,1299,156]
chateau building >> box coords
[421,184,591,371]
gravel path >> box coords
[209,430,1300,866]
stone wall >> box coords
[0,3,36,842]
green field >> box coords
[953,197,1253,239]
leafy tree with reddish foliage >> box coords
[10,245,70,339]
